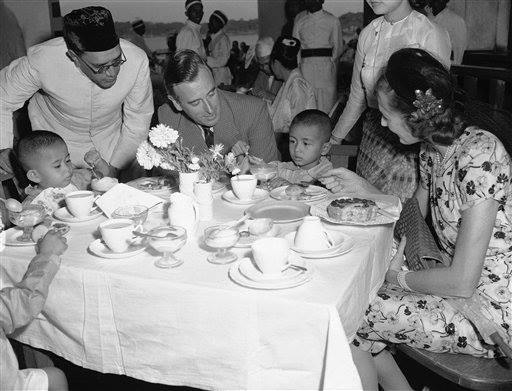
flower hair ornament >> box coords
[282,38,297,47]
[410,88,444,122]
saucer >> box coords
[88,239,146,259]
[245,200,310,223]
[229,258,314,290]
[54,207,103,223]
[4,228,36,246]
[238,255,304,282]
[283,231,355,258]
[222,188,269,205]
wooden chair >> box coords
[397,344,512,391]
[451,65,512,112]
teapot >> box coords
[168,193,199,238]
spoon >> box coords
[218,214,250,230]
[133,230,179,239]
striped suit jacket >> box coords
[157,90,278,162]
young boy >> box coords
[1,231,68,391]
[268,109,333,189]
[16,131,109,212]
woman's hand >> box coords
[319,167,382,195]
[385,236,407,284]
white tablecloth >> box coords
[0,195,394,390]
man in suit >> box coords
[158,49,278,162]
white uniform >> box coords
[207,29,232,86]
[293,9,343,114]
[434,7,468,65]
[176,19,206,59]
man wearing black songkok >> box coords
[0,6,153,178]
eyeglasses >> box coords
[77,51,126,75]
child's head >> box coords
[289,109,331,170]
[16,131,73,189]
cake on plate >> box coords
[326,198,377,222]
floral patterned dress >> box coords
[354,127,512,357]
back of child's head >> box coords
[16,130,66,171]
[290,109,332,143]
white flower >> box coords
[225,152,236,165]
[191,156,200,164]
[188,163,200,171]
[231,167,241,175]
[210,143,224,158]
[149,124,180,148]
[160,162,174,170]
[136,141,156,170]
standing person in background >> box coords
[330,0,451,201]
[293,0,343,114]
[425,0,467,65]
[269,36,316,160]
[124,19,155,65]
[250,37,282,104]
[176,0,205,59]
[206,10,232,87]
[281,0,305,37]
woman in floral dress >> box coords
[321,48,511,390]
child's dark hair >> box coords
[270,36,300,70]
[16,130,66,171]
[290,109,332,143]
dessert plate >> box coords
[283,231,355,258]
[270,185,328,202]
[88,239,146,259]
[245,200,310,223]
[222,188,269,205]
[310,194,401,226]
[126,176,176,198]
[4,228,36,247]
[229,258,314,290]
[54,207,103,223]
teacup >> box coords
[294,216,331,251]
[251,237,289,275]
[231,175,257,200]
[65,190,96,218]
[99,218,135,253]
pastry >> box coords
[284,185,304,198]
[326,198,377,222]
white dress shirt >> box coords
[0,38,153,169]
[176,19,206,59]
[332,10,451,140]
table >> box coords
[0,194,395,390]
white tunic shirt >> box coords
[176,19,206,59]
[332,10,451,140]
[0,38,153,169]
[207,29,232,86]
[434,7,468,65]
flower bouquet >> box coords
[136,124,240,195]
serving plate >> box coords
[245,200,310,223]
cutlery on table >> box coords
[133,230,179,239]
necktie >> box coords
[202,126,214,149]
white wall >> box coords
[4,0,53,48]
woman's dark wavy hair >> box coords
[270,36,301,70]
[376,48,512,156]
